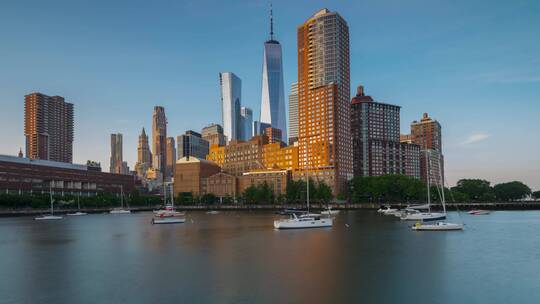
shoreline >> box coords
[1,201,540,217]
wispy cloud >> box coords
[461,132,490,145]
[472,70,540,84]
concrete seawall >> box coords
[1,201,540,217]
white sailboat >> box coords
[67,193,87,216]
[110,185,131,214]
[411,153,464,231]
[274,141,332,229]
[35,184,63,220]
[153,182,185,224]
[401,150,446,221]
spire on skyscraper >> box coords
[270,2,274,41]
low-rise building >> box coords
[0,154,134,196]
[203,172,237,199]
[173,156,220,196]
[238,169,289,196]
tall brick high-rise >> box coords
[24,92,74,163]
[110,133,123,174]
[152,106,167,176]
[409,113,444,186]
[297,8,352,194]
[350,85,420,179]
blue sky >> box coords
[0,0,539,189]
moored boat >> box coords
[274,213,332,229]
[412,221,464,231]
[468,210,490,215]
[35,184,63,221]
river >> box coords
[0,210,538,303]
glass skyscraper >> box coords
[220,72,242,142]
[260,7,286,141]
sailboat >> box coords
[67,193,88,216]
[401,150,446,221]
[35,184,63,220]
[412,154,464,231]
[274,143,333,229]
[152,182,185,224]
[110,185,131,214]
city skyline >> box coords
[0,0,539,188]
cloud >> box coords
[461,132,490,145]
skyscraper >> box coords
[220,72,242,142]
[110,133,123,174]
[260,5,287,141]
[135,127,152,178]
[240,107,253,141]
[201,124,226,146]
[177,130,210,160]
[409,113,444,185]
[288,82,298,144]
[350,85,420,179]
[152,106,167,176]
[297,8,352,194]
[24,92,74,163]
[166,137,176,178]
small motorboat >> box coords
[152,217,186,225]
[321,207,340,215]
[412,221,464,231]
[468,210,490,215]
[206,210,220,215]
[377,206,399,216]
[274,213,332,229]
[109,208,131,214]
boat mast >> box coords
[439,157,447,214]
[50,182,54,215]
[426,150,431,213]
[120,185,124,208]
[306,140,310,213]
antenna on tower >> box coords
[270,1,274,40]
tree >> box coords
[200,193,217,205]
[533,191,540,200]
[493,181,531,201]
[242,186,258,204]
[350,174,425,204]
[316,181,333,204]
[452,179,494,202]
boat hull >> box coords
[110,210,131,214]
[152,218,186,224]
[401,213,446,221]
[67,212,88,216]
[34,215,63,220]
[412,222,464,231]
[274,218,333,229]
[468,210,490,215]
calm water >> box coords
[1,210,539,304]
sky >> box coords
[0,0,539,189]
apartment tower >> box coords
[24,93,74,163]
[297,9,352,194]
